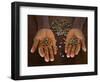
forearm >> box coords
[36,16,50,29]
[72,17,86,30]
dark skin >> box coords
[31,28,57,62]
[65,28,86,58]
[31,28,86,62]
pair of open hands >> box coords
[31,28,86,62]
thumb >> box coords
[81,39,86,52]
[30,39,39,53]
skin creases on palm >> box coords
[31,28,57,62]
[64,28,86,58]
[35,28,56,47]
[39,38,52,47]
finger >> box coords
[30,39,39,53]
[75,43,81,55]
[63,38,66,41]
[81,39,86,52]
[65,42,68,53]
[38,47,45,57]
[67,45,72,58]
[52,45,57,55]
[70,45,76,58]
[49,46,54,61]
[44,46,49,62]
[52,40,57,55]
[64,37,71,53]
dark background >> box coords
[28,15,88,66]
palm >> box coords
[31,28,57,62]
[65,28,86,58]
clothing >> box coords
[28,15,87,66]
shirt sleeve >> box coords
[36,16,50,29]
[72,17,86,30]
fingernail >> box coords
[71,54,74,58]
[30,47,35,53]
[30,49,33,53]
[50,58,54,61]
[54,52,57,55]
[75,53,78,55]
[67,55,70,58]
[45,59,49,62]
[65,50,67,53]
[40,54,44,57]
[83,48,86,52]
[41,55,44,57]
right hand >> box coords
[31,28,57,62]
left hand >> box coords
[64,28,86,58]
